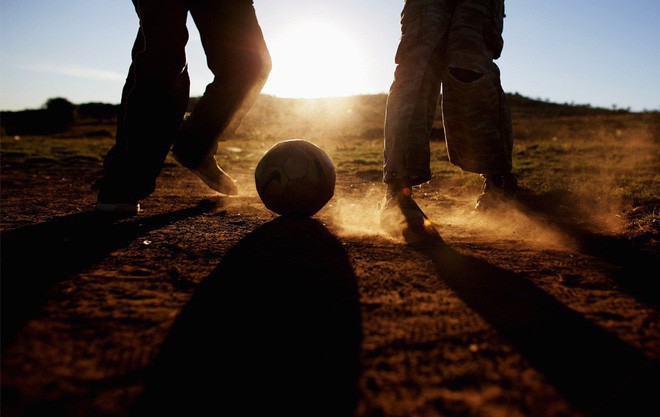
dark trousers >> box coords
[98,0,271,201]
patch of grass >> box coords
[0,134,113,164]
[512,115,658,201]
[331,141,382,174]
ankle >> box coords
[387,178,413,198]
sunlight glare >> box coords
[263,21,368,98]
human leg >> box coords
[96,0,190,209]
[381,1,454,241]
[441,0,515,209]
[172,0,271,194]
[383,0,454,187]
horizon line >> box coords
[0,92,655,113]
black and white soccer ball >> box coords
[255,139,336,217]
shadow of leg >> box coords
[1,199,225,348]
[421,244,659,417]
[515,189,659,308]
[135,217,363,417]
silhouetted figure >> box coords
[94,0,271,214]
[380,0,516,240]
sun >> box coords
[262,20,368,98]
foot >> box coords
[95,186,140,215]
[96,199,140,215]
[475,173,518,211]
[379,185,443,246]
[173,152,238,196]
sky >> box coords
[1,0,659,112]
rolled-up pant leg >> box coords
[99,0,190,201]
[441,0,512,174]
[173,0,271,167]
[383,1,453,186]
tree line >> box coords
[1,98,119,135]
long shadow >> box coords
[1,199,224,348]
[516,189,659,307]
[134,217,362,417]
[417,233,659,417]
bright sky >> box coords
[1,0,658,111]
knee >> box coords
[242,47,273,87]
[256,48,273,82]
[208,45,271,88]
[448,67,484,83]
[135,36,188,84]
[231,48,271,89]
[136,51,188,89]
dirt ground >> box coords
[1,153,659,417]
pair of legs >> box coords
[381,0,514,242]
[96,0,271,207]
[383,0,513,191]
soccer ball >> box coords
[255,139,336,217]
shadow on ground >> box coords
[416,229,659,417]
[134,217,363,417]
[0,199,225,348]
[516,189,659,308]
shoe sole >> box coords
[96,202,140,215]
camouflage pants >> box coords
[384,0,512,185]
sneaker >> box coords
[95,200,140,215]
[379,186,443,246]
[95,185,140,215]
[172,152,238,196]
[475,173,518,211]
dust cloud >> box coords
[328,187,587,250]
[327,185,576,250]
[426,202,577,251]
[328,185,388,238]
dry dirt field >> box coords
[1,95,659,417]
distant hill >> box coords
[0,93,637,137]
[233,93,636,141]
[505,92,633,118]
